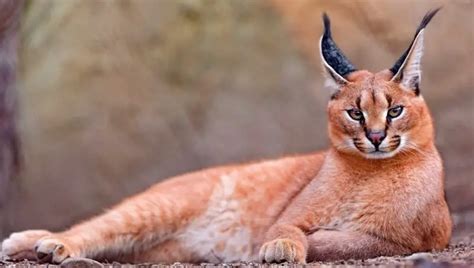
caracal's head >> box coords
[320,9,441,159]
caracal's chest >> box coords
[313,160,440,230]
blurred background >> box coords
[0,0,472,242]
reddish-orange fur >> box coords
[1,12,451,264]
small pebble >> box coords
[61,257,104,268]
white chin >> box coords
[363,150,398,159]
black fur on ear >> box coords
[390,8,441,81]
[319,13,357,85]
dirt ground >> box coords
[1,238,472,267]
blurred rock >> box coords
[0,0,22,238]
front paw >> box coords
[35,237,75,264]
[1,230,51,260]
[259,238,306,263]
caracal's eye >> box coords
[387,106,404,119]
[347,109,363,121]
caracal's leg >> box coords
[306,230,409,261]
[259,226,410,263]
[2,174,218,264]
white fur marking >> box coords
[391,30,425,91]
[319,35,349,89]
[178,174,252,262]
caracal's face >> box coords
[320,9,440,160]
[327,70,432,159]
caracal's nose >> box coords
[366,130,386,148]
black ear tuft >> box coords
[320,12,356,81]
[322,13,332,38]
[416,7,442,33]
[390,8,441,76]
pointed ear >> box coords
[319,13,356,92]
[390,8,441,95]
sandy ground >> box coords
[1,239,472,267]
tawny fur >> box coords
[1,12,451,264]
